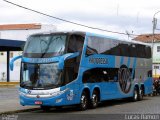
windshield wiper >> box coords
[41,36,64,58]
[40,37,54,58]
[20,82,33,89]
[58,47,64,55]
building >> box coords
[0,23,57,82]
[134,34,160,79]
[0,23,56,40]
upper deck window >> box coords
[23,34,67,58]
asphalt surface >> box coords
[0,87,38,114]
[8,96,160,120]
[19,96,160,114]
[1,87,160,120]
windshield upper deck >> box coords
[23,34,67,58]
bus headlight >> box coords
[50,88,69,96]
[19,91,26,97]
[19,88,69,98]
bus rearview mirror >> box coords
[10,55,22,71]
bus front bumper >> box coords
[19,90,67,106]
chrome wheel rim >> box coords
[140,89,143,99]
[92,94,98,107]
[134,90,138,100]
[81,95,87,109]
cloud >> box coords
[0,0,159,38]
[56,11,153,34]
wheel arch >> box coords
[80,87,90,100]
[140,84,145,94]
[134,84,139,92]
[92,87,101,101]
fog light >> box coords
[56,98,62,103]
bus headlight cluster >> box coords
[19,88,69,98]
[50,88,69,96]
[19,91,26,97]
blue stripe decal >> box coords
[127,57,131,68]
[120,56,124,66]
[131,58,137,79]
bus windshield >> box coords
[21,62,63,89]
[23,34,67,58]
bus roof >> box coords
[86,32,151,47]
[30,31,86,37]
[29,31,151,47]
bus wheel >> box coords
[79,91,89,110]
[90,91,99,109]
[138,87,144,101]
[132,88,138,102]
[40,106,51,111]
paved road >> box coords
[1,87,160,120]
[11,96,160,120]
[0,87,38,114]
[19,96,160,114]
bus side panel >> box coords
[63,80,81,105]
[144,77,153,95]
[134,58,152,95]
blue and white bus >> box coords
[10,31,152,110]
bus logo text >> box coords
[89,58,108,64]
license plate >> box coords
[35,101,42,105]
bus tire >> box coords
[90,90,99,109]
[138,87,144,101]
[79,91,89,111]
[132,88,138,102]
[40,106,51,111]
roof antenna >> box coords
[126,30,130,40]
[126,30,134,40]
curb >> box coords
[0,85,18,88]
[0,82,19,87]
[0,82,19,84]
[0,108,40,115]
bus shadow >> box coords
[31,96,151,113]
[98,97,150,108]
[32,97,151,114]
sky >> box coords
[0,0,160,39]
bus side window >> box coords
[82,68,119,83]
[109,41,121,56]
[86,36,99,55]
[129,44,136,57]
[64,35,84,84]
[86,46,98,55]
[120,42,130,56]
[67,35,84,53]
[64,57,78,84]
[145,46,151,58]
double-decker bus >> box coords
[10,31,152,110]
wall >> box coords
[0,24,56,40]
[0,24,57,81]
[151,42,160,78]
